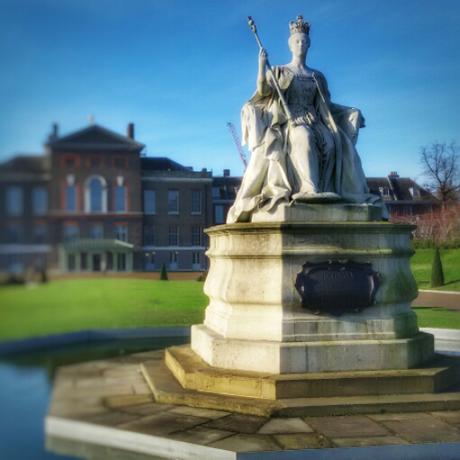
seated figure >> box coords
[227,16,385,223]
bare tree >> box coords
[420,142,460,204]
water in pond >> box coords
[0,337,188,459]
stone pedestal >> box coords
[190,203,434,374]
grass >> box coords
[411,248,460,291]
[0,247,459,341]
[413,307,460,329]
[0,279,207,341]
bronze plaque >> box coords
[295,260,380,315]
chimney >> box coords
[223,169,230,177]
[50,123,59,140]
[389,171,399,178]
[127,122,135,139]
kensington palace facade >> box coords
[0,123,438,274]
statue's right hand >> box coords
[259,48,268,68]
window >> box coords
[6,223,23,243]
[144,190,156,215]
[6,186,23,216]
[33,224,48,244]
[168,190,179,214]
[81,253,88,270]
[114,225,128,242]
[191,190,202,214]
[66,184,77,212]
[32,187,48,215]
[192,252,201,268]
[67,254,76,271]
[143,226,155,245]
[63,224,79,242]
[214,205,225,224]
[89,224,104,239]
[85,176,107,213]
[114,185,126,212]
[379,186,390,198]
[169,251,178,271]
[191,225,202,246]
[117,253,126,271]
[168,224,179,246]
[212,187,221,199]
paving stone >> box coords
[103,394,153,409]
[168,406,230,419]
[119,411,209,436]
[209,434,282,452]
[116,402,174,416]
[430,410,460,425]
[274,433,332,449]
[379,413,460,443]
[168,426,234,445]
[79,410,140,427]
[258,417,313,434]
[332,436,409,447]
[203,413,268,434]
[368,411,426,422]
[305,415,390,438]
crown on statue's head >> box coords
[289,15,310,35]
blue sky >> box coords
[0,0,459,180]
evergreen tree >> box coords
[431,246,445,287]
[160,263,168,281]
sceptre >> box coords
[247,16,293,121]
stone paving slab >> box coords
[258,417,313,434]
[45,350,460,459]
[305,415,390,438]
[331,436,409,447]
[208,433,282,452]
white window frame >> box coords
[144,190,156,215]
[167,190,179,215]
[6,186,23,216]
[191,190,202,215]
[84,175,108,213]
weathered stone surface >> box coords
[332,436,409,447]
[203,414,268,434]
[378,413,460,442]
[165,344,454,400]
[168,405,230,419]
[80,410,140,427]
[192,221,434,374]
[273,433,332,449]
[305,415,390,438]
[119,412,209,436]
[209,434,282,452]
[116,403,174,416]
[258,417,313,434]
[431,410,460,425]
[168,427,233,445]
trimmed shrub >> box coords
[196,271,208,282]
[431,247,445,287]
[160,263,168,281]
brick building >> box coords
[0,123,439,275]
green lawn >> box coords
[1,248,459,342]
[0,279,207,341]
[413,307,460,329]
[411,248,460,291]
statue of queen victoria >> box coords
[227,16,385,223]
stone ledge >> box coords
[141,351,460,418]
[191,324,435,373]
[165,345,457,400]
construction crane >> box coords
[227,122,248,168]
